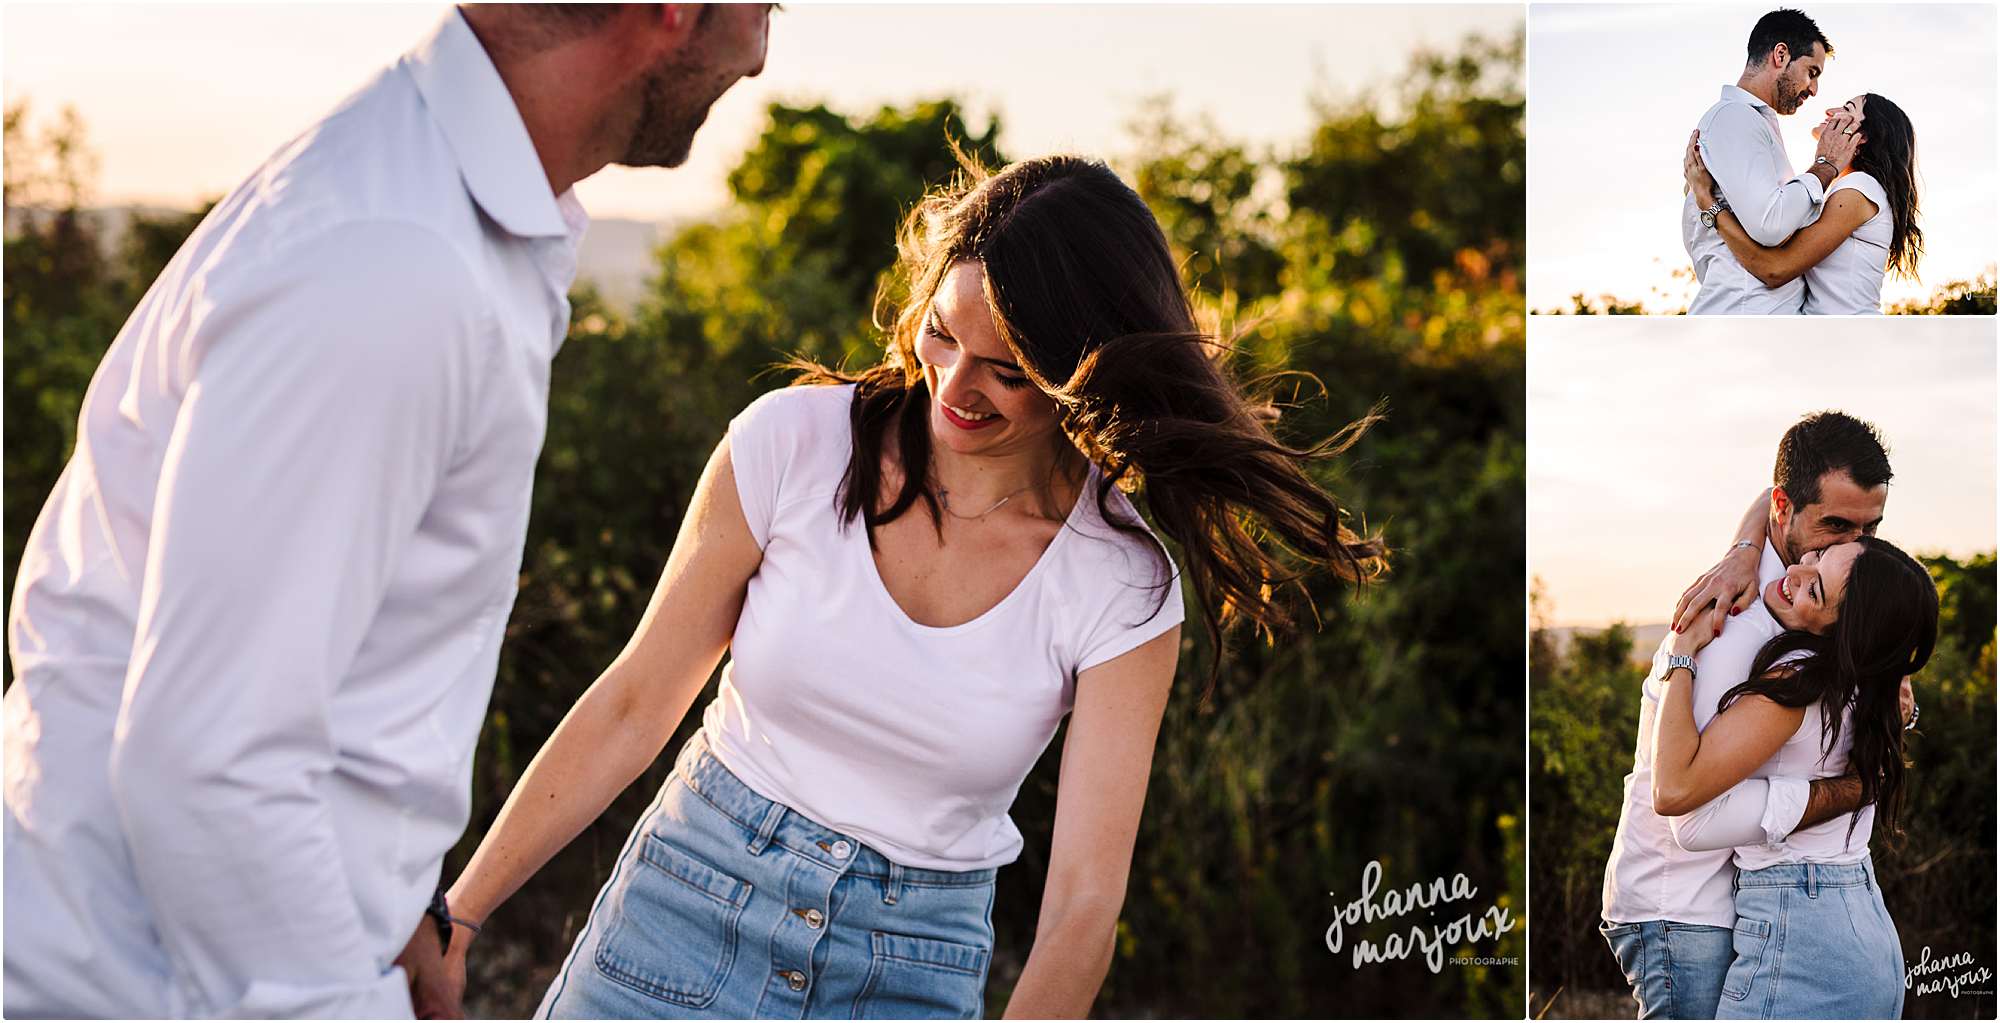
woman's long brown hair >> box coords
[789,154,1387,699]
[1852,93,1922,280]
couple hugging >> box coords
[1684,9,1922,315]
[1601,411,1936,1019]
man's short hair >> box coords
[1747,9,1833,67]
[1773,410,1891,507]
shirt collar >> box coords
[403,8,580,240]
[1720,84,1775,115]
[1759,537,1786,587]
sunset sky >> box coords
[3,3,1521,224]
[1530,318,1997,628]
[1528,3,1998,312]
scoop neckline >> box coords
[855,461,1098,635]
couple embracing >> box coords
[1683,9,1922,315]
[4,4,1386,1019]
[1601,411,1935,1019]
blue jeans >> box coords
[1715,859,1903,1020]
[1601,918,1735,1018]
[538,729,998,1019]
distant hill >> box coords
[6,204,681,314]
[574,216,678,311]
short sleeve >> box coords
[725,384,854,549]
[1074,500,1185,673]
[726,389,792,549]
[1829,172,1888,219]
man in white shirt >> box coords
[3,5,771,1018]
[1684,8,1861,314]
[1600,411,1896,1018]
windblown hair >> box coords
[1719,536,1938,843]
[1852,94,1924,279]
[788,154,1387,698]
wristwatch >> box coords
[1700,195,1730,230]
[424,886,481,954]
[1662,653,1697,681]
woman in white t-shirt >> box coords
[1686,93,1922,314]
[427,155,1386,1018]
[1649,535,1937,1018]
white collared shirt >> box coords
[1684,84,1827,315]
[1601,539,1812,928]
[4,10,586,1018]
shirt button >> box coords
[829,840,852,859]
[787,969,807,991]
[804,908,824,928]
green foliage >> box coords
[3,30,1527,1017]
[1529,556,1997,1019]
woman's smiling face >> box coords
[914,260,1067,458]
[1765,541,1861,635]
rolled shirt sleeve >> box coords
[1758,776,1811,844]
[1700,102,1825,247]
[106,221,487,1018]
[1666,776,1812,852]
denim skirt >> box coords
[537,728,1000,1019]
[1715,858,1904,1020]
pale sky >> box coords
[1529,318,1997,628]
[2,2,1523,224]
[1527,3,1998,312]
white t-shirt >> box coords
[1733,691,1874,869]
[1802,171,1893,315]
[699,383,1185,870]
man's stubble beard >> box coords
[1779,511,1833,567]
[617,60,722,170]
[1771,67,1810,116]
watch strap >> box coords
[425,886,481,954]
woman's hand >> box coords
[421,926,473,1020]
[1673,545,1760,637]
[1685,130,1718,208]
[395,917,466,1019]
[1671,607,1719,660]
[1812,112,1864,173]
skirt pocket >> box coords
[852,930,991,1020]
[1719,916,1773,1004]
[593,831,755,1009]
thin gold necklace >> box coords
[933,454,1069,521]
